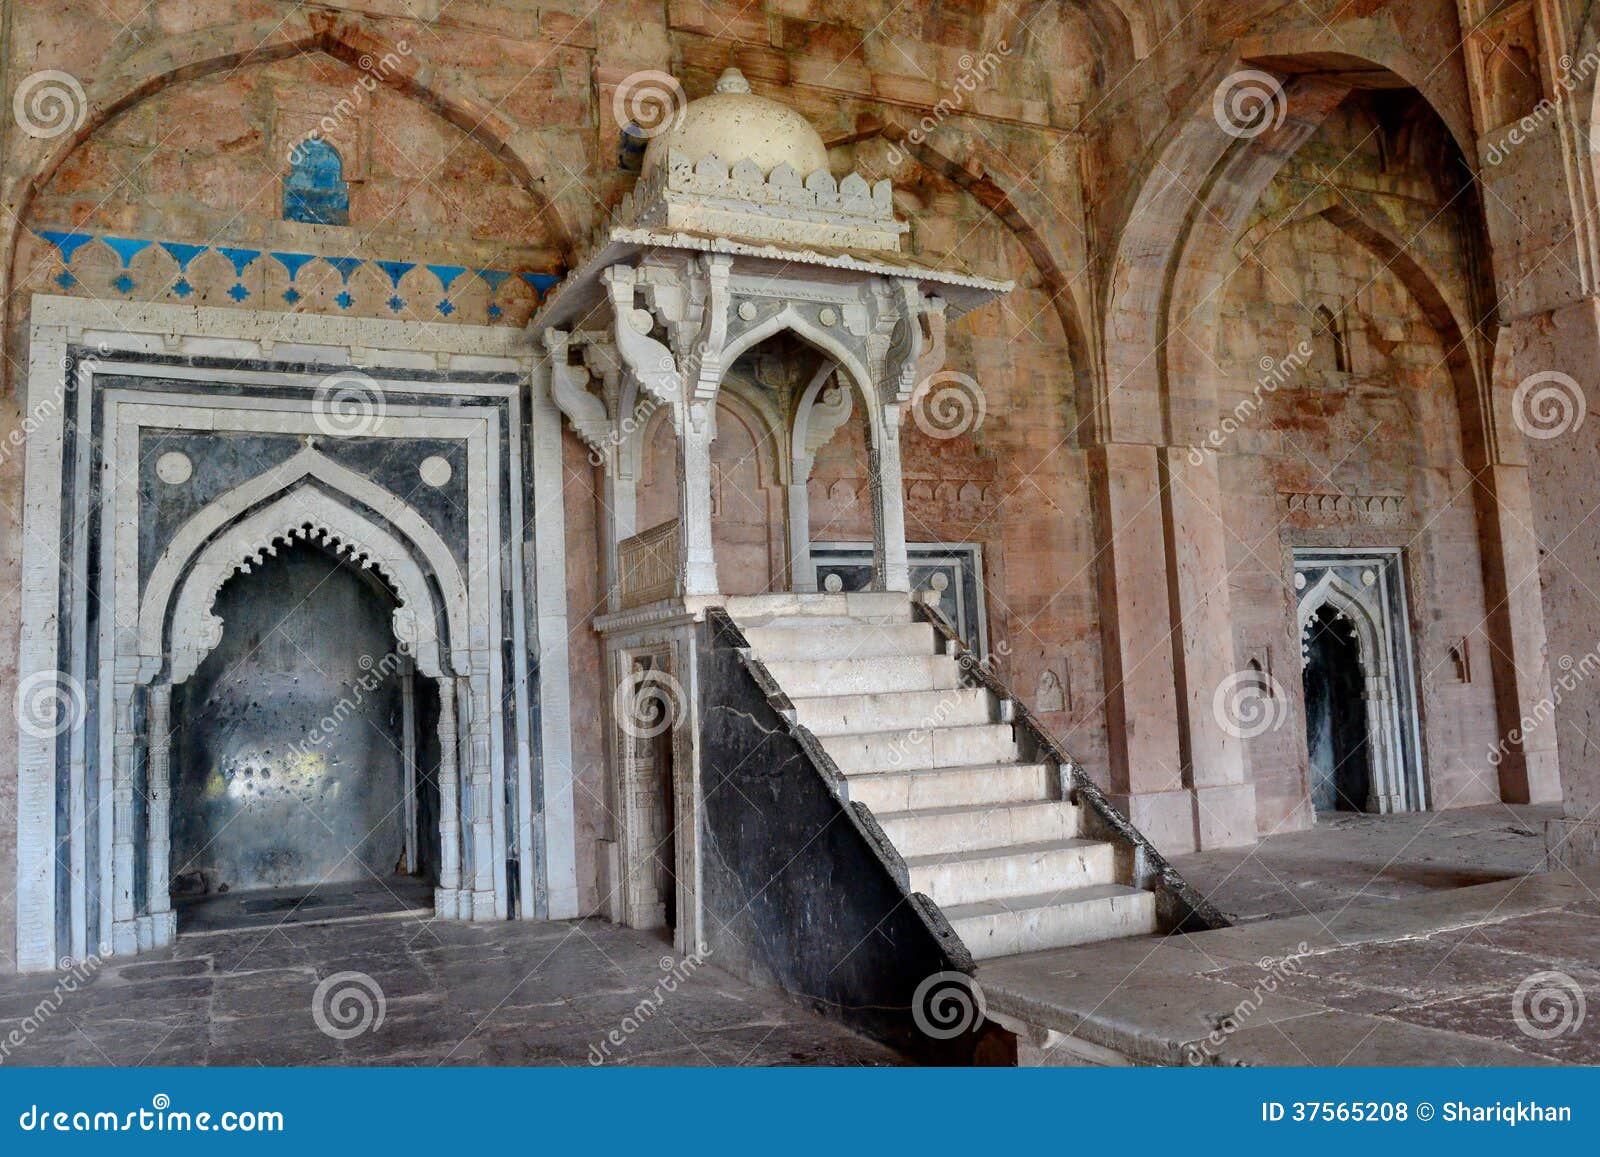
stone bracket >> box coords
[542,328,612,452]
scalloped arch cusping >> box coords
[138,446,470,684]
[164,487,447,685]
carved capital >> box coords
[603,264,684,409]
[543,329,613,452]
[913,296,948,389]
[686,254,733,404]
[883,278,926,407]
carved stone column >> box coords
[435,675,463,918]
[109,676,140,955]
[400,663,417,874]
[678,402,720,597]
[868,405,910,592]
[605,465,639,612]
[786,475,816,591]
[145,683,176,947]
[467,662,497,918]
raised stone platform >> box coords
[980,869,1600,1066]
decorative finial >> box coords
[715,67,751,95]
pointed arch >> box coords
[721,309,877,408]
[1297,573,1388,684]
[1296,569,1417,814]
[138,447,470,680]
[879,130,1096,439]
[3,8,583,377]
[161,487,448,684]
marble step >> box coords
[949,884,1159,960]
[795,687,994,736]
[876,800,1081,857]
[907,838,1115,908]
[847,761,1055,813]
[764,653,962,697]
[820,722,1017,774]
[725,591,913,626]
[741,621,936,662]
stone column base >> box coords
[1192,783,1258,850]
[1545,816,1600,871]
[1497,748,1564,805]
[434,887,465,920]
[1108,785,1261,855]
[111,919,141,956]
[1108,789,1196,855]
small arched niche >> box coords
[169,537,441,912]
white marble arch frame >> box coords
[160,485,455,684]
[719,307,886,447]
[16,296,580,973]
[137,449,472,684]
[1296,570,1412,814]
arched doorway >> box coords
[1301,604,1371,813]
[169,539,439,919]
[635,386,786,598]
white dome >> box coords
[642,68,830,178]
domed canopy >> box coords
[642,68,830,178]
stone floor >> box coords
[0,915,900,1067]
[982,827,1600,1066]
[1168,803,1560,921]
[173,875,433,933]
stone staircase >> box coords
[728,592,1158,960]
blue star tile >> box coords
[335,290,354,310]
[227,283,250,302]
[113,274,135,294]
[437,298,455,316]
[387,294,405,312]
[55,271,77,290]
[172,278,193,298]
[487,303,502,319]
[283,287,302,304]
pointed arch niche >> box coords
[14,296,574,972]
[1293,550,1425,815]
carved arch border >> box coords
[1295,570,1413,814]
[137,445,472,683]
[159,486,453,685]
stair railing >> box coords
[912,594,1231,934]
